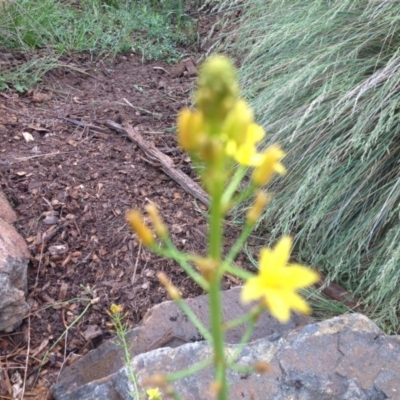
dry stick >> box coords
[106,120,210,207]
[20,316,30,400]
[121,98,162,119]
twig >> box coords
[106,120,210,206]
[121,98,162,118]
[61,117,107,133]
[20,316,30,400]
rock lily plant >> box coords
[125,55,319,399]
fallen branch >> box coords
[106,120,210,207]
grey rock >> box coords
[0,218,30,332]
[52,287,311,398]
[53,314,400,400]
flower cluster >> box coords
[177,55,286,191]
[123,54,319,400]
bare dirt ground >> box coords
[0,16,254,398]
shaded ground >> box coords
[0,18,253,398]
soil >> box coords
[0,14,253,399]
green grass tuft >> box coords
[217,0,400,332]
[0,0,196,90]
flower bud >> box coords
[145,203,168,239]
[223,99,254,145]
[195,55,239,122]
[177,108,204,151]
[193,256,219,281]
[252,145,286,186]
[157,272,181,300]
[246,191,271,225]
[126,210,154,246]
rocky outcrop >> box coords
[0,190,29,332]
[52,287,311,398]
[52,292,400,399]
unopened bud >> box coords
[177,108,204,151]
[195,55,239,122]
[193,256,219,281]
[252,145,286,186]
[246,191,271,225]
[145,203,168,239]
[143,374,168,389]
[254,361,274,374]
[126,210,154,246]
[157,272,181,300]
[223,99,254,145]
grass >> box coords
[0,0,197,90]
[213,0,400,332]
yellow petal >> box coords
[263,289,291,323]
[241,276,266,303]
[272,236,292,269]
[285,291,312,314]
[285,265,320,289]
[252,144,286,186]
[246,123,265,144]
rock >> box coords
[52,314,400,400]
[52,287,311,398]
[0,190,17,224]
[0,218,30,332]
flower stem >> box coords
[208,182,228,400]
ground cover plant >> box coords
[211,0,400,332]
[0,0,197,91]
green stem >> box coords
[224,263,253,280]
[221,222,254,274]
[223,306,262,331]
[166,358,213,381]
[174,297,213,343]
[221,166,247,208]
[208,183,228,400]
[153,242,209,291]
[114,315,139,398]
[227,311,259,365]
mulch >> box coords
[0,14,246,397]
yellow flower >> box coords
[146,388,162,400]
[226,124,266,166]
[126,210,154,247]
[241,236,319,323]
[252,144,286,185]
[223,99,254,145]
[109,303,124,315]
[177,108,204,151]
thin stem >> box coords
[174,297,213,343]
[221,222,254,274]
[228,312,259,365]
[153,242,209,291]
[114,315,139,398]
[224,263,253,280]
[166,358,213,382]
[221,166,247,208]
[208,181,228,400]
[223,306,262,331]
